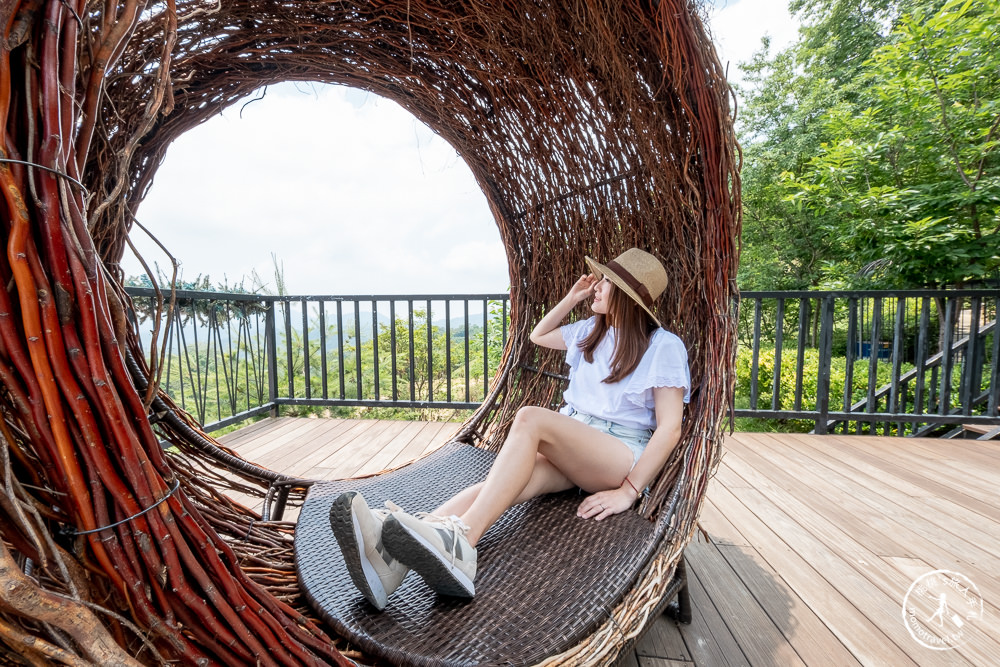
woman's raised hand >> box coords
[530,273,596,348]
[566,273,598,304]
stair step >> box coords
[975,426,1000,440]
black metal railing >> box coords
[126,288,510,431]
[127,286,1000,437]
[736,289,1000,436]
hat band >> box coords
[606,260,653,308]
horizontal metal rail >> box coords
[125,288,509,302]
[126,286,1000,438]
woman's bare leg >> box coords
[449,407,634,546]
[435,454,570,517]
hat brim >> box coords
[585,256,662,328]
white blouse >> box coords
[560,317,690,430]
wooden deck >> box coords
[220,419,1000,666]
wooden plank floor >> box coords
[219,420,1000,666]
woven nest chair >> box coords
[86,0,740,664]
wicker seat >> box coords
[296,442,689,666]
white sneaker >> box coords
[329,491,409,610]
[382,503,477,598]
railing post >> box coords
[355,300,363,401]
[815,297,834,434]
[990,297,1000,418]
[427,299,434,401]
[914,298,930,419]
[390,300,398,401]
[319,301,328,400]
[771,298,785,411]
[843,297,858,434]
[482,298,489,397]
[960,297,981,416]
[265,300,278,418]
[302,297,311,400]
[750,298,761,411]
[285,299,294,399]
[445,300,452,403]
[939,297,955,416]
[372,299,380,401]
[866,297,883,433]
[890,297,906,435]
[794,298,808,411]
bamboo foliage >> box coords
[0,0,739,664]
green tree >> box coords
[367,308,452,402]
[737,0,908,289]
[783,0,1000,287]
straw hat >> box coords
[585,248,667,327]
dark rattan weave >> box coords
[295,443,666,666]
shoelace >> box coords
[421,514,470,567]
[384,501,470,566]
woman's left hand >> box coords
[576,486,637,521]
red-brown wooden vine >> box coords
[0,1,349,663]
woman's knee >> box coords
[511,405,549,436]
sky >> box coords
[121,0,801,296]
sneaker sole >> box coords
[328,492,389,609]
[382,515,475,598]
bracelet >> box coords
[622,476,641,497]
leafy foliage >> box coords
[736,0,905,289]
[739,0,1000,288]
[783,0,1000,286]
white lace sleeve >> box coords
[623,329,691,406]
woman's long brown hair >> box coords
[579,283,657,383]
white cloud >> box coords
[442,241,511,290]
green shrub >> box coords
[734,346,915,432]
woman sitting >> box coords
[329,248,690,609]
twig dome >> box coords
[1,0,739,663]
[96,0,741,512]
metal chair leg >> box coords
[272,485,291,521]
[663,556,692,624]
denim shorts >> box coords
[563,408,653,467]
